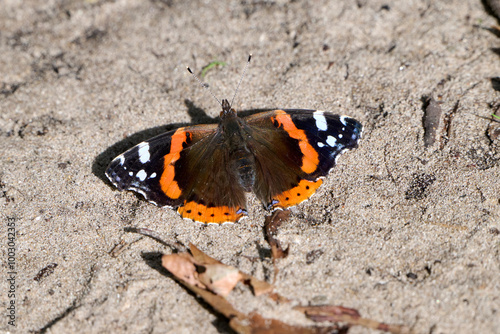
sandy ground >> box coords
[1,0,499,333]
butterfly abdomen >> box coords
[230,147,256,192]
[220,113,257,192]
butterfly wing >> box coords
[106,124,248,224]
[242,109,362,209]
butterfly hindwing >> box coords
[172,128,249,223]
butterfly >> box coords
[106,58,362,224]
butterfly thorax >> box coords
[219,99,256,192]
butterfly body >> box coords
[106,99,362,224]
[218,99,257,192]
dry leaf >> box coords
[295,305,360,322]
[198,263,243,297]
[241,274,275,297]
[170,272,246,320]
[190,243,274,296]
[264,210,291,260]
[162,245,274,297]
[230,312,343,334]
[295,305,411,334]
[161,253,205,289]
[189,243,220,265]
[160,243,410,334]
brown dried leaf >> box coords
[265,210,290,235]
[264,210,291,260]
[240,273,275,296]
[161,244,409,334]
[295,305,360,322]
[271,241,289,260]
[230,312,343,334]
[173,272,247,321]
[295,305,412,334]
[171,279,342,334]
[189,243,221,265]
[161,253,206,289]
[163,249,244,297]
[190,243,275,297]
[198,263,243,297]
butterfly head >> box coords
[220,99,237,118]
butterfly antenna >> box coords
[230,54,252,107]
[186,66,222,107]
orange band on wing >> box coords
[159,129,189,200]
[271,111,319,174]
[177,201,247,224]
[271,179,323,209]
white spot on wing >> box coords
[318,142,325,148]
[340,116,348,126]
[138,142,150,164]
[326,135,337,147]
[129,171,133,176]
[338,134,343,138]
[137,169,147,181]
[313,111,328,131]
[118,155,125,165]
[149,172,157,179]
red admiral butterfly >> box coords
[106,57,362,224]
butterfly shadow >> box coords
[481,0,500,25]
[92,99,276,187]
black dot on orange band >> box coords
[306,185,310,190]
[186,210,192,213]
[224,212,229,216]
[286,197,290,201]
[211,214,214,217]
[297,193,301,196]
[198,212,202,216]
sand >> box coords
[1,0,499,333]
